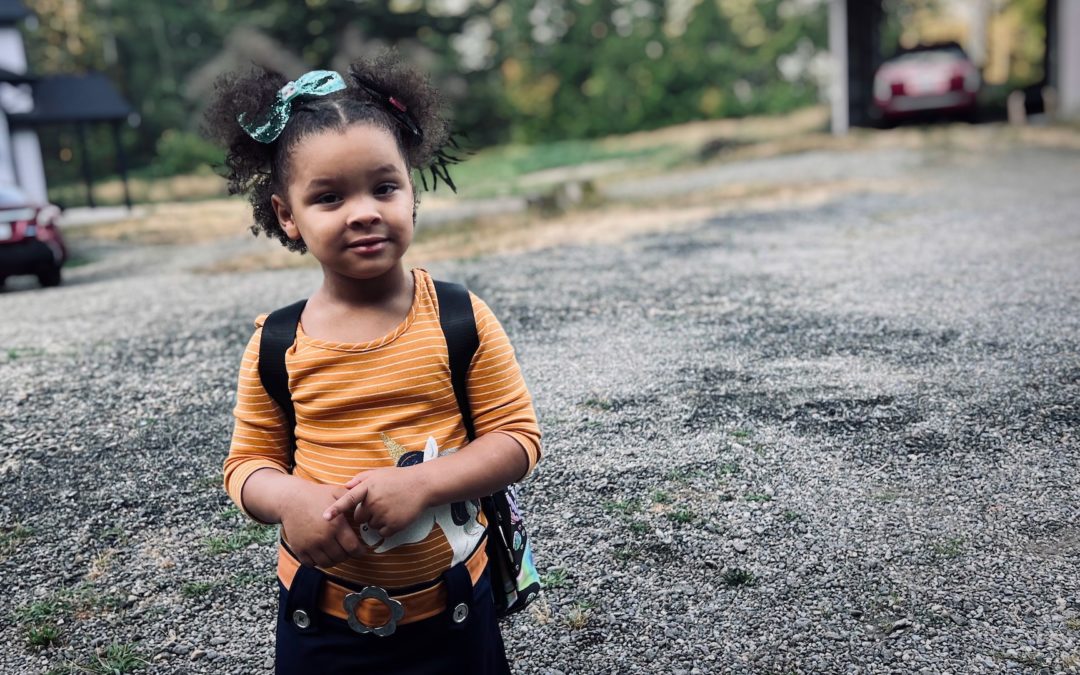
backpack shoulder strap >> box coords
[258,299,307,459]
[433,280,480,441]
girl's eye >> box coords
[375,183,398,196]
[315,193,340,204]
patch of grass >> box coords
[664,466,708,484]
[564,605,591,630]
[651,489,672,505]
[181,581,217,598]
[667,509,695,524]
[602,499,641,516]
[230,571,274,587]
[205,522,277,554]
[582,396,614,411]
[82,642,149,674]
[4,347,45,361]
[215,505,242,521]
[0,523,32,555]
[64,253,96,268]
[540,568,568,589]
[783,510,801,522]
[722,568,757,588]
[717,493,736,502]
[612,545,639,562]
[26,623,61,648]
[745,493,772,503]
[732,429,752,440]
[196,475,223,490]
[627,520,650,535]
[15,597,73,625]
[931,537,965,558]
[717,462,741,476]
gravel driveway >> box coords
[1,128,1078,674]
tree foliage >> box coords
[22,0,831,181]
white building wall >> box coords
[0,26,49,202]
[829,0,849,135]
[1059,1,1080,118]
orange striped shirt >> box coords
[224,269,541,587]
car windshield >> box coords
[0,185,28,208]
[892,45,967,65]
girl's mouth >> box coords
[346,236,389,254]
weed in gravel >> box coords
[612,545,639,562]
[717,462,740,476]
[205,522,277,554]
[79,642,148,674]
[628,520,650,535]
[664,466,709,485]
[717,493,736,502]
[15,597,72,625]
[582,396,614,411]
[196,475,223,490]
[1066,618,1080,631]
[745,493,772,503]
[529,595,554,625]
[667,509,695,524]
[540,568,569,589]
[565,603,593,630]
[602,499,641,516]
[931,537,965,558]
[651,489,672,504]
[181,581,218,598]
[0,523,31,556]
[4,347,45,361]
[26,623,61,648]
[722,568,756,587]
[99,525,129,545]
[215,505,242,521]
[231,571,274,586]
[732,429,752,440]
[782,510,801,522]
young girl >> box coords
[207,53,541,674]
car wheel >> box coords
[38,265,62,287]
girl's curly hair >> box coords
[201,51,451,253]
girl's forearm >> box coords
[240,467,302,524]
[416,432,530,508]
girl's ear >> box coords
[271,193,302,240]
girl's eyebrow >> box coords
[304,164,402,190]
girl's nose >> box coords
[346,197,382,227]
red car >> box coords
[0,185,66,288]
[872,43,980,124]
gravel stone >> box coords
[1,130,1078,674]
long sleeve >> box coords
[466,294,542,476]
[222,316,292,516]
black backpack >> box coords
[257,279,539,617]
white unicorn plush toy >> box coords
[359,436,485,566]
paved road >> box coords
[1,128,1078,673]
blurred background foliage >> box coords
[20,0,1047,202]
[23,0,829,191]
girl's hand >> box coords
[323,467,431,540]
[280,481,367,568]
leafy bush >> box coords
[151,130,224,177]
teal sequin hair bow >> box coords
[237,70,346,143]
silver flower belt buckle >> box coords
[343,586,405,637]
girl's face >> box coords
[271,123,414,285]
